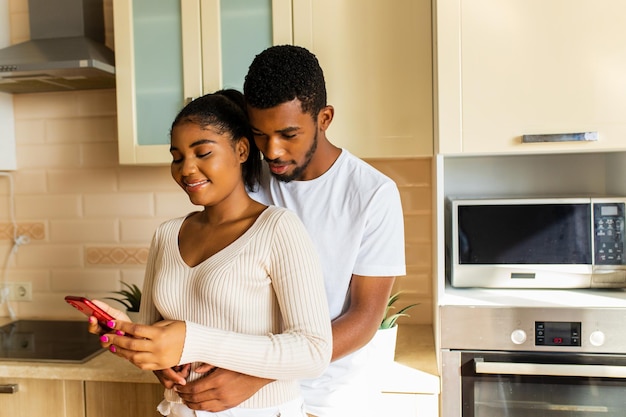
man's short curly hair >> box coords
[244,45,327,118]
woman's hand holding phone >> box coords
[99,319,186,371]
[65,295,131,335]
[87,299,131,335]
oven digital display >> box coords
[535,321,581,347]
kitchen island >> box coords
[0,321,439,416]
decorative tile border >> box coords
[0,222,46,241]
[86,247,149,265]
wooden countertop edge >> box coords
[0,321,438,394]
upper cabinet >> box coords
[114,0,433,165]
[435,0,626,155]
[293,0,433,158]
[114,0,290,164]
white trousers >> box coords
[158,397,307,417]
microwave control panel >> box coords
[593,203,625,265]
[535,321,581,347]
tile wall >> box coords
[1,0,433,324]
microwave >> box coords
[447,197,626,288]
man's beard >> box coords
[270,130,318,183]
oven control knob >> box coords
[511,329,527,345]
[589,331,605,347]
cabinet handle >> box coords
[522,132,598,143]
[0,384,18,394]
[475,360,626,378]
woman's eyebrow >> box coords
[170,138,216,152]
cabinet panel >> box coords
[436,0,626,155]
[85,381,163,417]
[115,0,280,165]
[0,378,84,417]
[294,0,433,158]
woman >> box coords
[90,90,331,417]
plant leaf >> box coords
[379,291,419,329]
[104,281,142,312]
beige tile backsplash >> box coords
[3,0,432,323]
[0,90,433,324]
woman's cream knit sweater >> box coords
[139,206,332,409]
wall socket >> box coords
[5,282,32,301]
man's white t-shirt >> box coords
[250,149,406,417]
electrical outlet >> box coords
[5,282,32,301]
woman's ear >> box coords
[236,137,250,163]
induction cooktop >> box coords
[0,320,104,363]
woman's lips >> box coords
[184,179,209,191]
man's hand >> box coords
[175,368,272,412]
[154,365,191,388]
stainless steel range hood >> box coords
[0,0,115,94]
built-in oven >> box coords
[440,302,626,417]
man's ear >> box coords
[317,105,334,131]
[237,137,250,162]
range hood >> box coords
[0,0,115,94]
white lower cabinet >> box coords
[0,378,85,417]
[0,378,163,417]
[85,381,163,417]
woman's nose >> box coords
[180,158,197,175]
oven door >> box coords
[458,351,626,417]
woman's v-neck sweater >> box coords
[139,206,332,408]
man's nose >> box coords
[260,136,284,161]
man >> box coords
[170,45,406,417]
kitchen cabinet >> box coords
[115,0,433,164]
[85,381,163,417]
[114,0,291,164]
[0,378,162,417]
[0,378,84,417]
[292,0,433,158]
[436,0,626,155]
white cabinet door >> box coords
[293,0,433,158]
[0,378,84,417]
[114,0,288,165]
[85,381,163,417]
[436,0,626,155]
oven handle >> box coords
[475,359,626,379]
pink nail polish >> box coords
[116,330,124,336]
[106,320,115,328]
[110,345,116,353]
[100,335,108,343]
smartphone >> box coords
[65,295,115,330]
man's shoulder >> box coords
[336,149,397,189]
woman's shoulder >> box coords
[260,205,292,221]
[155,213,196,234]
[257,205,303,226]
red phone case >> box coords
[65,295,115,328]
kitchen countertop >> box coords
[0,320,439,395]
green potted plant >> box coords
[105,281,142,321]
[372,291,418,364]
[380,291,419,330]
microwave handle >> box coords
[475,359,626,379]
